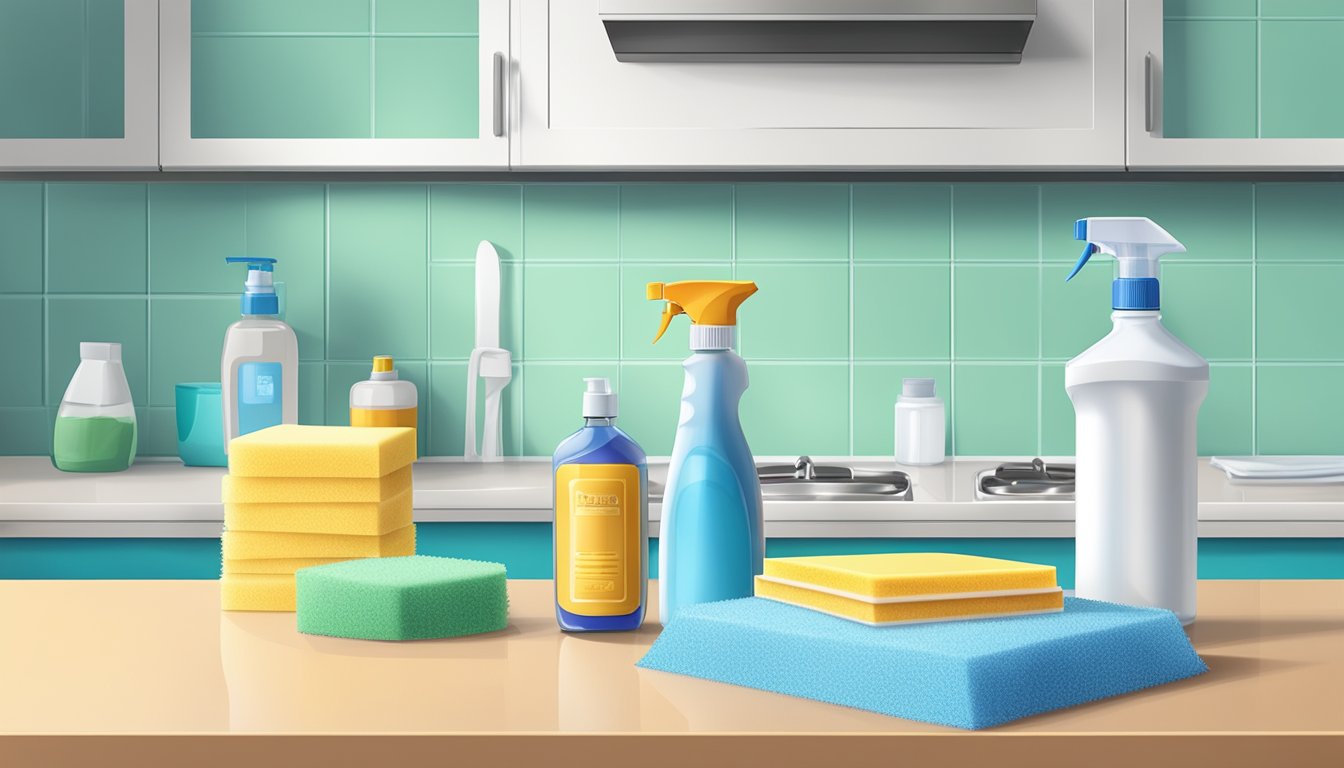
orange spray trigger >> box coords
[652,302,684,344]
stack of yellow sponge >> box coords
[220,425,418,611]
[754,553,1064,626]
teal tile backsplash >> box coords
[2,181,1343,458]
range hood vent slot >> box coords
[600,1,1037,63]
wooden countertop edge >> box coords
[3,733,1341,768]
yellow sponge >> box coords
[754,575,1064,626]
[222,465,412,504]
[761,553,1058,599]
[227,425,416,478]
[224,489,412,536]
[223,524,416,561]
[222,557,354,575]
[221,574,296,612]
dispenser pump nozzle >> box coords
[647,280,758,350]
[1068,217,1186,310]
[225,257,280,316]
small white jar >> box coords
[895,378,945,466]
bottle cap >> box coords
[226,257,280,316]
[370,355,398,381]
[582,377,618,419]
[901,377,936,399]
[79,341,121,362]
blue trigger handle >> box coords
[1066,243,1097,282]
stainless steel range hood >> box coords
[599,0,1037,63]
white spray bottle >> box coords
[1066,217,1208,625]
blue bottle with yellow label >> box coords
[552,378,647,632]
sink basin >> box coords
[760,477,912,501]
[976,459,1075,501]
[650,456,913,502]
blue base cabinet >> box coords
[0,524,1340,582]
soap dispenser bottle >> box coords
[552,378,648,632]
[221,258,298,453]
[1066,217,1208,624]
[647,280,763,624]
[52,342,137,472]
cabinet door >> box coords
[514,0,1124,170]
[0,0,158,170]
[1128,0,1344,169]
[159,0,508,170]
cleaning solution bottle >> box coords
[52,342,137,472]
[1066,217,1208,625]
[552,378,647,631]
[350,355,418,429]
[221,257,298,453]
[647,280,763,624]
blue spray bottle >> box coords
[646,280,763,624]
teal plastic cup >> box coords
[176,383,227,467]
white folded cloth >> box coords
[1210,455,1344,481]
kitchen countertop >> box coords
[1,456,1340,539]
[0,579,1338,767]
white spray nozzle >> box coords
[1068,217,1186,281]
[582,377,618,419]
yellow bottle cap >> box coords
[647,280,758,343]
[372,355,393,373]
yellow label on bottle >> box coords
[555,463,641,616]
[350,407,418,429]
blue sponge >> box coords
[637,596,1206,729]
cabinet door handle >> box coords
[1144,52,1155,133]
[492,52,505,138]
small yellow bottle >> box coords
[349,356,418,429]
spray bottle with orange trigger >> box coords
[647,280,763,624]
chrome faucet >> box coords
[794,455,816,480]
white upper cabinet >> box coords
[0,0,158,171]
[512,0,1125,170]
[1128,0,1344,170]
[158,0,509,170]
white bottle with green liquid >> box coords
[51,342,137,472]
[221,258,298,453]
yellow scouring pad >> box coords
[222,524,416,561]
[754,575,1063,626]
[221,574,296,612]
[761,553,1058,600]
[224,488,412,536]
[221,465,412,504]
[222,557,354,575]
[227,424,416,478]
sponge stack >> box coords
[754,553,1064,626]
[220,425,417,612]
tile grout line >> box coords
[142,184,150,413]
[425,183,432,451]
[369,0,377,139]
[1250,183,1258,456]
[847,184,855,457]
[41,183,49,409]
[616,184,624,419]
[1036,184,1044,458]
[81,0,89,138]
[323,184,332,424]
[948,184,956,456]
[1247,0,1257,140]
[517,186,527,455]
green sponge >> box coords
[295,556,508,640]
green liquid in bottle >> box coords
[52,416,137,472]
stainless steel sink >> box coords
[650,456,913,502]
[976,458,1074,500]
[757,456,913,501]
